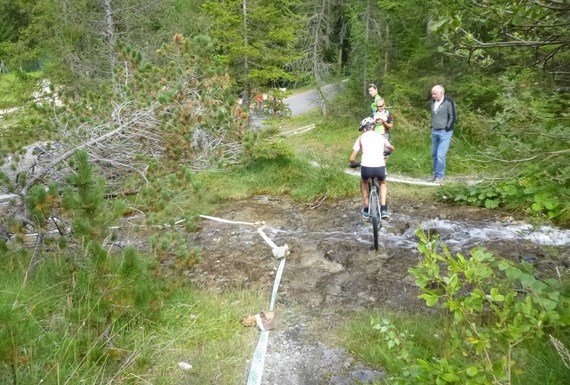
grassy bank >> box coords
[0,243,266,384]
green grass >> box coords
[200,155,356,203]
[280,110,490,181]
[0,247,266,384]
[340,310,452,376]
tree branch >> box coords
[464,40,568,48]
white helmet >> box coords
[359,117,375,131]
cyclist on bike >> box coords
[349,117,394,219]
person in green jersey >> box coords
[368,84,381,114]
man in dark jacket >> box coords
[430,85,456,184]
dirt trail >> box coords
[188,195,569,385]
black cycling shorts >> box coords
[361,166,386,181]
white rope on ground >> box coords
[199,214,259,226]
[387,176,440,186]
[345,168,438,187]
[281,124,316,136]
[257,225,289,259]
[247,256,286,385]
[247,331,269,385]
[345,168,482,187]
[269,258,286,311]
[198,214,289,385]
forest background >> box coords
[0,0,568,384]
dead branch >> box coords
[19,101,160,196]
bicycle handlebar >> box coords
[349,161,361,168]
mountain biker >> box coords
[349,117,395,219]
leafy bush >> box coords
[438,166,569,225]
[342,231,569,385]
[401,230,568,384]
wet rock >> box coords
[521,254,539,264]
[350,369,385,383]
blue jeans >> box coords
[431,129,453,178]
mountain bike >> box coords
[350,162,382,250]
[367,176,382,250]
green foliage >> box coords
[242,128,294,163]
[400,230,568,384]
[438,165,569,225]
[63,151,114,250]
[203,0,303,91]
[6,0,185,88]
[25,183,59,228]
[429,0,569,82]
[0,72,40,108]
[344,234,569,385]
[137,166,206,224]
[0,73,52,157]
[149,230,202,270]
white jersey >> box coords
[352,130,389,167]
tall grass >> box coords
[0,246,266,384]
[200,154,356,203]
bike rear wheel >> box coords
[369,190,380,250]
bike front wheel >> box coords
[369,191,380,250]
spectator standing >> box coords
[373,97,393,139]
[368,84,381,115]
[430,85,456,184]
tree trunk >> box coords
[384,24,389,75]
[363,0,371,94]
[101,0,117,82]
[242,0,251,113]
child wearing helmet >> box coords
[349,117,395,219]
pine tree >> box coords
[62,150,113,263]
[203,0,303,107]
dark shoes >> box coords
[429,176,444,185]
[362,207,390,220]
